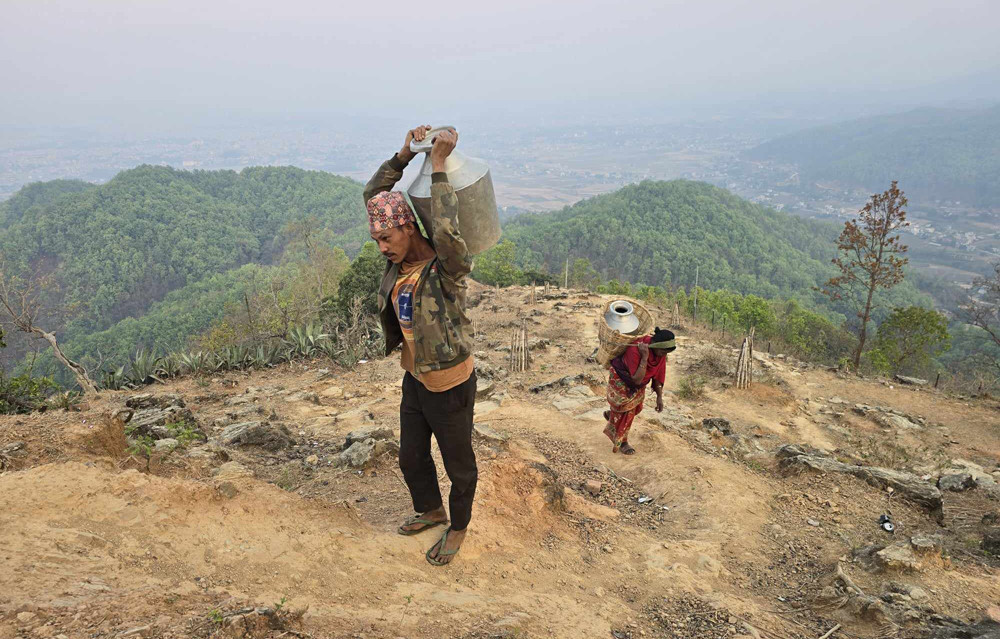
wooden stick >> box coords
[817,624,841,639]
[834,562,864,596]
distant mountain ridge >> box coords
[745,104,1000,206]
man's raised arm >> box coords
[362,125,431,203]
[426,129,472,281]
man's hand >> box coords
[399,124,432,164]
[430,128,458,172]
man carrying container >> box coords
[363,125,476,566]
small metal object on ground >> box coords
[879,514,895,533]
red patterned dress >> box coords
[603,336,666,451]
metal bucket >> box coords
[406,127,501,256]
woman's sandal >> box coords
[620,443,636,455]
[398,516,448,536]
[426,526,461,566]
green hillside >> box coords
[501,179,930,316]
[0,166,369,373]
[745,105,1000,205]
[504,180,839,299]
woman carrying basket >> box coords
[603,328,676,454]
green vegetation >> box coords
[472,239,520,287]
[746,105,1000,206]
[1,166,989,402]
[0,372,56,414]
[502,180,845,302]
[0,169,375,387]
[0,165,368,377]
[164,420,207,447]
[868,306,951,377]
[676,375,706,401]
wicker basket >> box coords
[596,298,653,367]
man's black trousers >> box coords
[398,370,478,531]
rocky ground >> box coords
[2,286,999,639]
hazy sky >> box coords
[3,0,1000,127]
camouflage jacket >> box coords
[364,154,474,375]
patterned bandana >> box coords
[367,191,417,234]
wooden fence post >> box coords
[735,327,756,389]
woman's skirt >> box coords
[603,369,645,451]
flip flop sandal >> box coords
[398,516,448,536]
[426,526,460,566]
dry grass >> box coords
[747,382,796,406]
[690,348,733,378]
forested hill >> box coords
[745,104,1000,206]
[0,165,368,332]
[0,165,369,373]
[503,179,843,302]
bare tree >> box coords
[821,181,909,371]
[966,261,1000,375]
[0,260,99,394]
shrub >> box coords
[675,375,706,401]
[0,373,56,414]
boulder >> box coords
[218,421,294,451]
[939,473,976,492]
[876,542,922,572]
[910,535,943,556]
[343,426,394,450]
[646,406,693,430]
[224,394,253,407]
[530,374,586,393]
[584,480,603,496]
[894,374,928,386]
[127,404,199,440]
[475,378,495,399]
[473,423,509,444]
[702,417,732,435]
[153,438,179,453]
[872,412,922,430]
[578,407,608,422]
[983,528,1000,555]
[338,439,376,468]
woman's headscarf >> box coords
[648,327,676,352]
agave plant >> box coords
[217,345,252,371]
[284,322,331,359]
[329,299,384,367]
[101,365,129,391]
[159,353,182,379]
[128,347,164,386]
[179,351,214,375]
[251,342,283,369]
